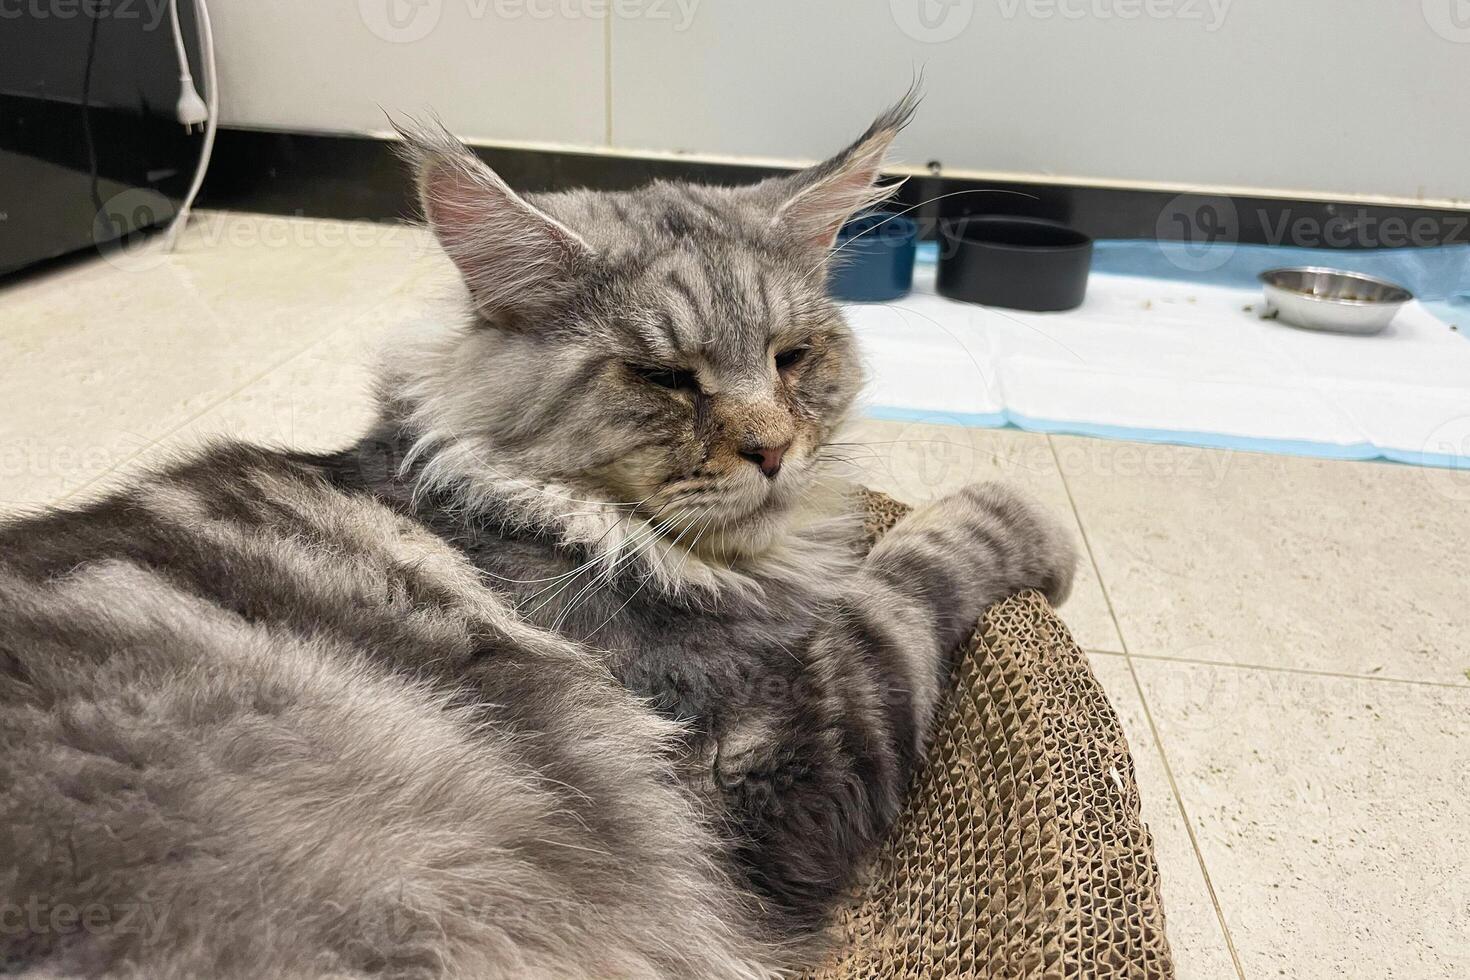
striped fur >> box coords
[1,446,773,979]
[1,94,1075,977]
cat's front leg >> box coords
[866,480,1077,657]
[717,482,1076,932]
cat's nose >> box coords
[738,441,790,479]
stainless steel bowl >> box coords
[1258,267,1414,335]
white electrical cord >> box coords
[167,0,207,129]
[161,0,218,252]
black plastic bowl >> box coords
[828,212,918,303]
[937,217,1093,311]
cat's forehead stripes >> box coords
[535,182,767,263]
[536,182,803,366]
[649,250,783,364]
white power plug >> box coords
[168,0,209,131]
[161,0,218,252]
[176,71,208,131]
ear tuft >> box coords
[768,86,920,254]
[392,116,592,322]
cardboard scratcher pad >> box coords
[801,491,1175,979]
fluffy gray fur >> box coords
[0,92,1076,978]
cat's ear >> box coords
[395,119,592,321]
[763,89,918,255]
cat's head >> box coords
[389,94,916,564]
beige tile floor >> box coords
[3,213,1467,979]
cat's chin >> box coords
[680,474,854,567]
[687,511,786,565]
[622,468,797,560]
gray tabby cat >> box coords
[0,94,1075,979]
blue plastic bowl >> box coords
[828,212,918,303]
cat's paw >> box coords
[711,714,777,792]
[955,481,1076,606]
[896,481,1077,608]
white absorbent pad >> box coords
[846,265,1470,469]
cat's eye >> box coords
[631,363,699,392]
[775,345,810,371]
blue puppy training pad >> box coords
[918,238,1470,305]
[1089,240,1470,303]
[853,247,1470,470]
[1088,239,1470,339]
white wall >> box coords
[211,0,1470,204]
[211,0,607,144]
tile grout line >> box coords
[1119,654,1247,980]
[1045,436,1130,657]
[1097,649,1470,691]
[1047,436,1248,980]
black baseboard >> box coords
[1,95,199,278]
[200,128,1470,251]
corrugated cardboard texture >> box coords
[802,492,1175,979]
